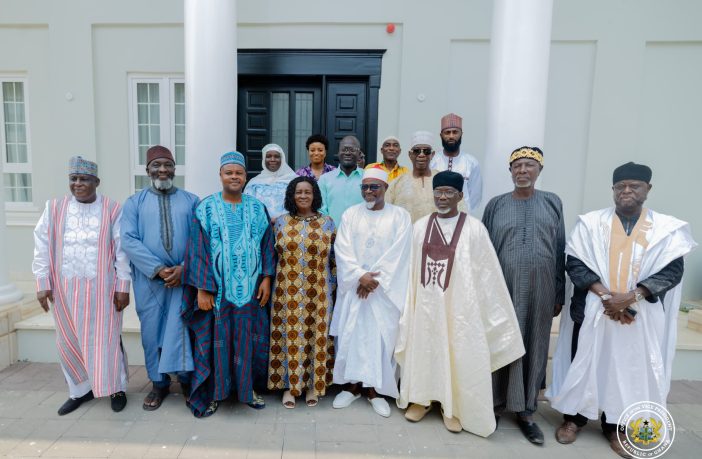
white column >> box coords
[483,0,554,203]
[184,0,238,199]
[0,173,23,305]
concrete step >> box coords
[15,301,145,366]
[13,303,702,380]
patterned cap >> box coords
[440,113,462,131]
[220,151,246,169]
[146,145,174,166]
[509,146,544,166]
[68,156,98,177]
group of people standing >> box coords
[32,112,695,458]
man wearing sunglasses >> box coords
[388,131,466,222]
[331,166,412,418]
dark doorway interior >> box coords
[237,50,384,175]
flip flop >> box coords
[305,392,318,407]
[142,387,169,411]
[282,390,296,409]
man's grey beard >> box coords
[365,200,376,209]
[153,178,173,191]
[436,206,452,214]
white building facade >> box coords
[0,0,700,301]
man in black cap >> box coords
[548,162,696,458]
[396,171,524,436]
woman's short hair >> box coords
[305,134,329,151]
[284,176,323,214]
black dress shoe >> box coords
[517,419,545,445]
[57,390,94,416]
[110,391,127,412]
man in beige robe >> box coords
[387,131,465,223]
[395,171,524,436]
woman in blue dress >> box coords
[244,143,298,222]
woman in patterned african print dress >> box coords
[268,176,336,408]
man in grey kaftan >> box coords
[482,146,565,445]
[121,146,199,410]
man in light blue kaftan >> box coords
[121,146,199,410]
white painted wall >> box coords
[0,0,700,299]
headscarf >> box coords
[247,144,298,186]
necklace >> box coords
[292,212,320,222]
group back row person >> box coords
[32,118,695,457]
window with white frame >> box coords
[1,79,32,204]
[129,77,185,192]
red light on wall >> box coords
[386,23,395,34]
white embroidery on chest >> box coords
[62,199,102,278]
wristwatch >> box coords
[633,289,644,303]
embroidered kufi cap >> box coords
[509,146,544,166]
[410,130,435,149]
[146,145,174,166]
[68,156,98,177]
[363,164,389,184]
[612,162,652,184]
[440,113,462,131]
[433,170,463,192]
[380,135,400,147]
[220,151,246,169]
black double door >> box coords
[237,76,370,175]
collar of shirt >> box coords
[335,167,363,178]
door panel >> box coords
[325,82,368,165]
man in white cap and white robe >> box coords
[388,130,466,222]
[331,165,412,417]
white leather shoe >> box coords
[333,390,360,409]
[368,397,391,417]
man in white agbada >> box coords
[396,171,524,435]
[331,165,412,417]
[547,162,696,458]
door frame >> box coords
[237,49,385,160]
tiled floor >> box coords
[0,363,700,458]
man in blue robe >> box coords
[121,145,199,410]
[181,151,275,418]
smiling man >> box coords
[365,135,408,182]
[120,145,199,411]
[482,146,566,445]
[388,130,467,222]
[397,171,524,435]
[33,156,131,415]
[331,166,412,418]
[181,151,275,418]
[318,135,365,224]
[548,162,696,458]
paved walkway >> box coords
[0,363,700,458]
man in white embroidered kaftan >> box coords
[33,156,131,415]
[547,162,696,458]
[396,171,524,435]
[331,165,412,418]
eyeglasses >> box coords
[360,184,382,192]
[433,190,459,198]
[340,146,360,153]
[410,148,432,156]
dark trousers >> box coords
[562,322,619,434]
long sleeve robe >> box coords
[482,190,565,414]
[181,193,275,417]
[32,195,131,397]
[120,186,199,382]
[330,203,412,397]
[396,213,524,437]
[547,207,697,421]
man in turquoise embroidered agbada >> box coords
[181,151,275,417]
